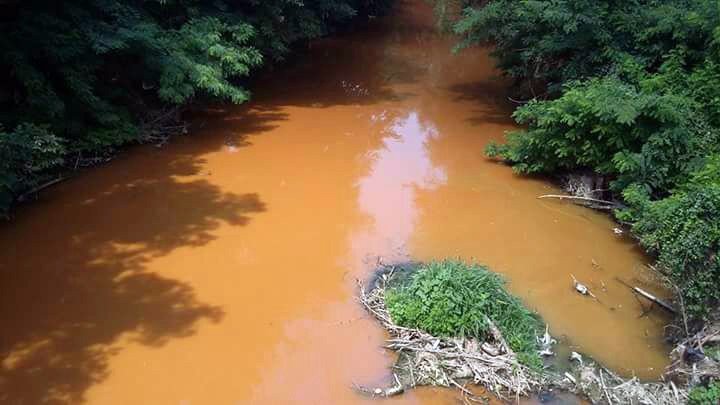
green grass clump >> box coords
[385,260,542,369]
[705,346,720,362]
[689,381,720,405]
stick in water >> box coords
[538,194,618,206]
[632,287,676,314]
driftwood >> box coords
[566,364,687,405]
[538,194,619,207]
[139,105,188,146]
[353,374,404,397]
[665,319,720,385]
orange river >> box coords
[0,1,669,403]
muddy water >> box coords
[0,1,670,404]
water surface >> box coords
[0,1,669,403]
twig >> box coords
[508,96,531,105]
[538,194,619,206]
[16,177,67,202]
[666,277,689,337]
[599,368,612,405]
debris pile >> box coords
[354,263,714,404]
[355,267,544,400]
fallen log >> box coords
[632,287,676,314]
[538,194,619,207]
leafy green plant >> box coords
[627,157,720,317]
[689,381,720,405]
[386,260,543,368]
[0,124,65,214]
[485,76,711,196]
[706,346,720,362]
[448,0,719,93]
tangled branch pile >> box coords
[562,317,720,404]
[355,263,544,399]
[562,363,687,404]
[666,320,720,387]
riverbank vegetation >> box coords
[0,0,392,215]
[385,260,543,369]
[358,261,545,398]
[689,380,720,405]
[439,0,720,325]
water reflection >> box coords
[352,111,447,262]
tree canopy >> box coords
[0,0,392,213]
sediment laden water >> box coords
[0,1,669,404]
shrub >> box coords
[453,0,720,319]
[385,260,542,368]
[626,157,720,317]
[485,76,711,197]
[689,381,720,405]
[450,0,719,93]
[0,124,65,214]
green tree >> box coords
[0,0,393,215]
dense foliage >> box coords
[0,0,391,214]
[689,380,720,405]
[386,261,542,368]
[445,0,720,319]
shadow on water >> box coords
[196,104,290,149]
[248,43,422,109]
[0,4,412,398]
[243,3,432,111]
[447,80,517,126]
[0,1,438,402]
[0,117,270,403]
